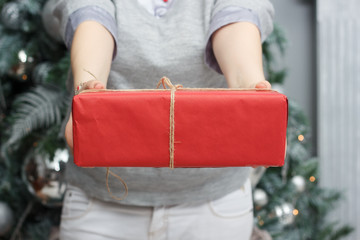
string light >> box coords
[293,209,299,216]
[18,50,27,63]
[309,176,316,182]
[298,134,305,142]
[257,215,264,226]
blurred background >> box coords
[0,0,358,239]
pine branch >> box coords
[269,25,287,55]
[262,23,287,85]
[45,53,70,89]
[10,200,34,240]
[4,84,69,146]
[329,225,354,240]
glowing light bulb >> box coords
[293,209,299,216]
[298,134,304,142]
[18,50,27,63]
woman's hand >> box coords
[65,80,106,154]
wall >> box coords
[270,0,317,153]
[317,0,360,239]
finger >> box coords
[94,82,105,89]
[254,80,271,89]
[82,80,96,90]
[83,80,105,90]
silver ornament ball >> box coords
[291,175,306,193]
[253,188,268,207]
[22,148,69,207]
[1,2,23,30]
[0,201,14,236]
[274,202,295,226]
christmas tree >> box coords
[252,24,354,240]
[0,1,353,239]
[0,0,69,239]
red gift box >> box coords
[72,81,288,168]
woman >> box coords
[46,0,274,239]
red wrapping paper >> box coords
[72,89,288,167]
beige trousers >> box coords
[60,179,253,240]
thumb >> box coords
[254,80,271,89]
[81,80,106,91]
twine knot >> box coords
[156,76,183,90]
